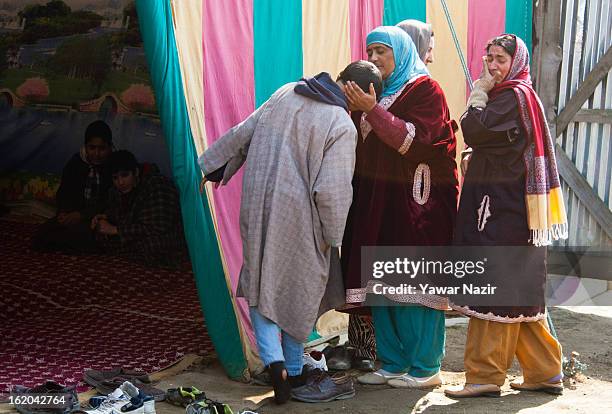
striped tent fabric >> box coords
[135,0,533,379]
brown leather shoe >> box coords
[444,383,501,398]
[510,381,564,395]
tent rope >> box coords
[440,0,474,91]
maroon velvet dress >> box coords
[342,76,458,310]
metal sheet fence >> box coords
[557,0,612,247]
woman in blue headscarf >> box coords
[340,26,458,389]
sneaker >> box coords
[94,378,164,402]
[185,400,233,414]
[357,369,404,385]
[119,397,144,414]
[166,386,205,407]
[291,370,355,403]
[89,388,129,408]
[387,372,442,389]
[303,351,328,371]
[120,382,156,414]
[85,388,131,414]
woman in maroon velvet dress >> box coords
[341,26,458,388]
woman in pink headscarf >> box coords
[445,34,568,398]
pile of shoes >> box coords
[250,350,328,388]
[84,381,156,414]
[251,347,357,404]
[10,381,80,414]
[84,369,165,402]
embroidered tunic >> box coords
[452,89,546,322]
[342,76,458,309]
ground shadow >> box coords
[256,385,429,413]
[420,391,558,414]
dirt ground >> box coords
[153,307,612,414]
[3,307,608,414]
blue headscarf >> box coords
[366,26,429,97]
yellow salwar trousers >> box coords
[464,317,563,386]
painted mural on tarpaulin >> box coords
[0,0,156,115]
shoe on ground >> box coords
[510,380,563,395]
[89,387,128,407]
[185,400,233,414]
[86,388,131,414]
[95,378,164,401]
[291,370,355,403]
[253,366,308,389]
[303,351,328,371]
[84,368,150,388]
[165,386,205,407]
[351,355,375,372]
[388,372,442,389]
[324,345,354,371]
[444,383,501,398]
[288,367,313,389]
[357,369,403,385]
[119,397,144,414]
[251,369,271,386]
[12,381,80,414]
[120,382,156,414]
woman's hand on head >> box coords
[345,81,377,113]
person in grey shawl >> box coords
[397,19,435,65]
[198,61,382,404]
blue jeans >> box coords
[249,307,303,376]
